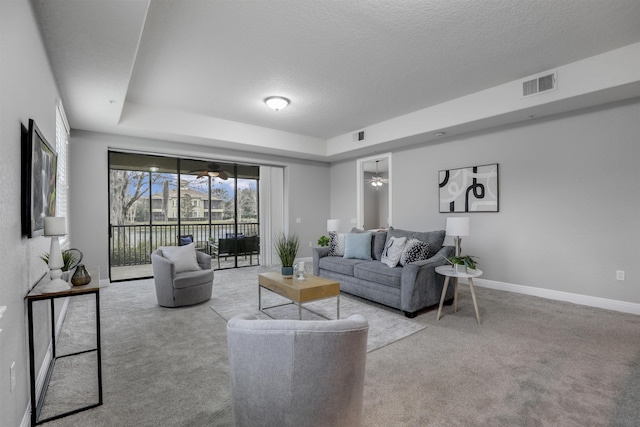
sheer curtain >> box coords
[259,166,284,266]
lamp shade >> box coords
[446,217,469,237]
[44,217,67,237]
[327,219,341,232]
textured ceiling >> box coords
[33,0,640,156]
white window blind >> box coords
[55,100,70,239]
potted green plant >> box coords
[447,255,478,273]
[317,235,330,247]
[274,233,299,277]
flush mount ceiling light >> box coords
[149,166,159,172]
[264,96,290,112]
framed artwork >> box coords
[22,119,57,237]
[439,163,498,212]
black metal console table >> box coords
[25,267,103,425]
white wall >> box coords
[330,100,640,306]
[68,131,330,280]
[0,1,63,425]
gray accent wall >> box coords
[330,100,640,304]
[0,1,63,425]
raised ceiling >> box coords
[33,0,640,161]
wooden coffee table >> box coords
[258,272,340,320]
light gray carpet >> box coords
[40,266,640,426]
[208,266,426,352]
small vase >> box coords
[71,264,92,286]
[281,266,294,278]
[455,264,467,274]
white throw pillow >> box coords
[160,243,202,273]
[381,236,407,268]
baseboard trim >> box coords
[20,405,30,427]
[470,277,640,315]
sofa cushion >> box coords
[173,268,214,289]
[343,232,372,260]
[399,238,430,266]
[386,227,445,258]
[353,261,402,289]
[328,232,346,256]
[159,243,202,273]
[319,256,368,276]
[351,228,388,260]
[381,236,407,268]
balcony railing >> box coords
[110,223,259,267]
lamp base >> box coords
[42,278,71,294]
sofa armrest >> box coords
[399,245,455,314]
[312,246,331,276]
[151,252,176,304]
[408,245,455,269]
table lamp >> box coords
[446,217,469,257]
[327,219,341,233]
[42,217,71,293]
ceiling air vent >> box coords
[522,71,557,97]
[353,130,365,142]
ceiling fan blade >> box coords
[218,170,228,180]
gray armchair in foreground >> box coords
[151,248,213,307]
[227,314,369,427]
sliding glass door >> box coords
[108,152,260,282]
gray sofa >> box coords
[313,227,455,318]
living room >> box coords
[2,1,640,426]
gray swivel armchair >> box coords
[151,247,213,307]
[227,314,369,427]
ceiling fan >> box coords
[365,160,388,190]
[191,162,229,180]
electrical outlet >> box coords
[616,270,625,281]
[296,217,301,224]
[308,241,312,247]
[10,362,15,392]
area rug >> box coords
[210,266,426,352]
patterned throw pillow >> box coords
[328,232,346,256]
[399,238,430,266]
[381,236,407,268]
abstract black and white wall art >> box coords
[439,163,499,212]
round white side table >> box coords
[435,265,483,324]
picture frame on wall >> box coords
[439,163,499,213]
[22,119,57,238]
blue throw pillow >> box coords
[179,236,193,245]
[343,232,372,260]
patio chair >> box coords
[210,238,237,269]
[178,234,207,253]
